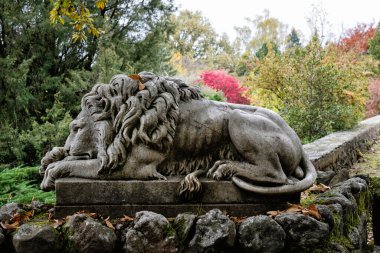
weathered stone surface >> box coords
[327,242,349,253]
[315,192,357,214]
[0,227,4,246]
[238,215,285,253]
[317,204,344,234]
[0,202,22,222]
[329,169,350,186]
[347,213,367,251]
[55,178,299,218]
[188,209,235,252]
[63,214,116,253]
[333,177,368,198]
[174,213,197,242]
[56,178,300,205]
[55,203,292,219]
[303,115,380,171]
[124,211,177,253]
[12,224,60,253]
[275,213,329,249]
[317,170,336,185]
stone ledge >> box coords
[56,177,299,205]
[55,177,299,217]
[54,203,290,217]
[304,115,380,171]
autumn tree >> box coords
[246,36,370,142]
[199,70,250,104]
[339,23,376,54]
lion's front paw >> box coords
[208,161,236,181]
[40,162,70,191]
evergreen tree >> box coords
[0,0,177,166]
[287,28,302,48]
[369,22,380,61]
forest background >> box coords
[1,0,380,173]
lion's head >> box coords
[55,72,202,175]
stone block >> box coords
[54,177,300,218]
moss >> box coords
[300,193,317,206]
[328,234,353,250]
[163,224,176,238]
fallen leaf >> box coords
[230,216,247,223]
[1,221,20,230]
[104,217,115,230]
[128,74,142,81]
[120,215,134,222]
[308,183,330,193]
[51,219,64,229]
[306,205,321,220]
[285,204,302,213]
[267,210,282,217]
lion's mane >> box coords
[81,72,202,174]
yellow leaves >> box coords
[95,0,107,10]
[49,0,108,42]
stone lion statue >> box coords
[40,72,316,198]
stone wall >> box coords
[304,115,380,171]
[0,176,371,253]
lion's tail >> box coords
[232,151,317,195]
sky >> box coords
[175,0,380,42]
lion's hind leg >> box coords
[207,160,289,185]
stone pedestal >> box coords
[54,177,300,218]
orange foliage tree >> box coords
[339,23,376,54]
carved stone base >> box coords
[54,177,300,217]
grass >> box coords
[0,166,55,206]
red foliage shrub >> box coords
[199,70,250,104]
[339,23,376,54]
[366,78,380,118]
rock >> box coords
[63,214,116,253]
[347,227,361,250]
[27,200,45,211]
[275,213,329,249]
[124,211,177,253]
[12,224,60,253]
[174,213,196,242]
[347,213,367,251]
[317,170,336,185]
[0,227,4,245]
[238,215,285,253]
[316,192,357,214]
[329,169,350,186]
[317,204,344,234]
[188,209,235,252]
[0,203,22,222]
[333,177,368,199]
[327,242,349,253]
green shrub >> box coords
[0,166,55,206]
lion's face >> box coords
[64,112,99,160]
